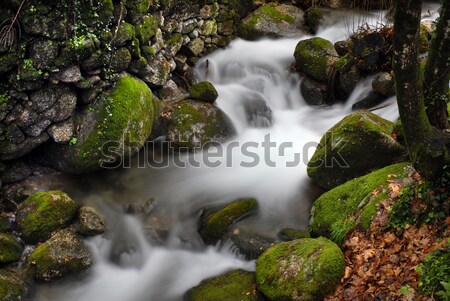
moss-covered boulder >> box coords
[239,4,307,40]
[294,37,338,82]
[134,15,159,45]
[307,110,407,190]
[188,81,219,103]
[310,163,412,243]
[0,268,29,301]
[0,234,23,264]
[27,229,92,282]
[16,191,77,244]
[162,100,236,150]
[185,269,264,301]
[78,206,105,236]
[199,198,258,245]
[256,237,345,301]
[45,76,154,174]
[277,228,310,241]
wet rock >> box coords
[55,65,82,83]
[81,51,105,72]
[256,237,345,301]
[229,226,276,260]
[198,198,258,245]
[305,7,323,34]
[111,22,136,47]
[217,20,234,36]
[242,96,273,127]
[0,268,29,301]
[239,4,307,40]
[162,100,236,150]
[277,228,310,241]
[185,269,264,301]
[334,55,361,100]
[27,229,93,282]
[352,91,388,111]
[78,206,105,236]
[334,40,349,56]
[0,233,23,264]
[45,76,154,174]
[294,37,339,82]
[307,110,407,190]
[155,79,185,102]
[200,19,217,36]
[47,119,75,143]
[16,190,77,243]
[188,81,218,103]
[30,85,77,121]
[301,77,329,106]
[348,32,385,73]
[29,39,59,69]
[372,72,394,96]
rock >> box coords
[310,163,412,242]
[29,39,59,69]
[29,85,77,121]
[229,226,276,260]
[185,269,264,301]
[124,0,151,23]
[200,19,217,36]
[307,110,407,190]
[217,20,234,36]
[47,119,75,143]
[0,233,23,264]
[372,72,395,96]
[27,229,93,282]
[0,129,49,161]
[198,198,258,245]
[78,206,105,236]
[300,77,328,105]
[111,22,136,47]
[241,96,273,127]
[129,53,171,87]
[294,37,338,82]
[134,15,159,45]
[0,52,20,74]
[44,76,154,174]
[255,237,345,301]
[334,40,349,56]
[55,65,82,83]
[305,7,323,34]
[162,100,236,150]
[0,160,32,184]
[16,190,77,243]
[0,268,29,301]
[154,79,184,101]
[108,47,132,73]
[277,228,310,241]
[22,8,67,40]
[165,33,184,57]
[348,32,385,73]
[352,91,388,111]
[334,55,361,100]
[183,38,205,57]
[81,51,105,72]
[239,4,307,40]
[188,81,218,103]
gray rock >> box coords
[301,77,329,106]
[55,65,82,83]
[372,72,394,96]
[0,268,30,301]
[29,39,59,69]
[47,119,75,143]
[183,38,204,57]
[23,119,51,137]
[109,48,132,73]
[78,206,106,236]
[130,53,171,87]
[0,159,32,184]
[229,226,276,260]
[181,19,198,34]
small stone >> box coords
[78,206,106,236]
[29,39,59,69]
[55,65,82,83]
[184,38,205,57]
[372,72,394,96]
[47,119,75,143]
[181,19,198,34]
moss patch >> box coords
[134,15,158,45]
[256,237,345,301]
[0,234,23,264]
[188,81,219,103]
[0,269,27,301]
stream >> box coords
[32,4,439,301]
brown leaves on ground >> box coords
[325,173,449,301]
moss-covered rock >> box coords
[0,52,20,74]
[294,37,338,82]
[16,191,77,244]
[305,7,323,34]
[45,76,154,174]
[134,15,159,45]
[239,4,307,40]
[309,163,412,243]
[307,110,407,189]
[185,269,264,301]
[162,100,236,150]
[256,237,345,301]
[108,47,132,73]
[78,206,105,236]
[0,268,29,301]
[188,81,219,103]
[27,229,92,282]
[277,228,310,241]
[0,234,23,264]
[124,0,151,22]
[199,198,258,245]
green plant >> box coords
[330,220,355,246]
[69,137,78,146]
[417,242,450,300]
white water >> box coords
[33,4,440,301]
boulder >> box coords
[198,198,258,245]
[310,163,412,243]
[239,4,307,40]
[307,110,407,190]
[162,100,236,150]
[188,81,218,103]
[372,72,395,96]
[300,77,328,105]
[16,190,77,243]
[78,206,106,236]
[27,229,93,282]
[294,37,339,82]
[44,76,154,174]
[255,237,345,301]
[0,233,23,264]
[185,269,264,301]
[0,268,29,301]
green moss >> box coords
[256,237,345,301]
[199,198,258,245]
[294,37,338,82]
[306,7,323,33]
[186,269,263,301]
[188,81,218,103]
[134,15,158,45]
[141,46,156,60]
[310,163,411,240]
[75,76,154,170]
[0,234,23,264]
[166,33,182,46]
[16,191,77,244]
[124,0,151,16]
[17,59,45,81]
[0,269,26,301]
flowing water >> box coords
[33,4,440,301]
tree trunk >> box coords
[393,0,449,180]
[424,0,450,130]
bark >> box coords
[393,0,449,180]
[424,0,450,129]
